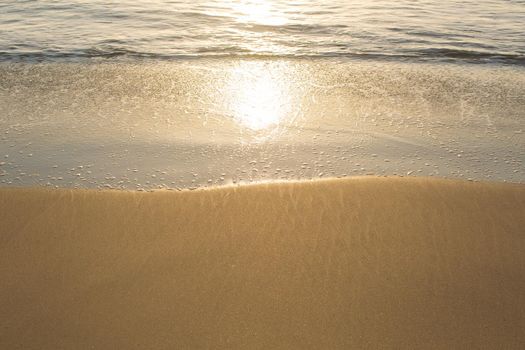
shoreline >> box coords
[2,60,524,188]
[2,175,524,193]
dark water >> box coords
[1,0,525,64]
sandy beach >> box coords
[1,177,524,349]
[2,0,524,348]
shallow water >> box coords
[1,60,524,189]
[1,1,524,189]
[1,0,524,65]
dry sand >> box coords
[1,177,524,349]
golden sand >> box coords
[1,177,524,349]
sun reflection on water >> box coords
[225,61,292,131]
[229,0,289,26]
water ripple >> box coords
[0,0,524,65]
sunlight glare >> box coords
[232,0,288,26]
[226,61,291,131]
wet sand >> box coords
[1,177,525,349]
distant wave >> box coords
[1,47,524,66]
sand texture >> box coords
[1,177,525,349]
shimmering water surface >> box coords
[0,1,524,189]
[1,0,525,63]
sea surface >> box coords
[0,0,524,189]
[1,0,525,64]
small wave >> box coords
[412,48,525,65]
[237,23,347,35]
[0,48,163,61]
[0,46,524,66]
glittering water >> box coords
[1,1,524,189]
[1,0,524,64]
[1,60,524,189]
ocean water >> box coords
[0,1,524,189]
[1,0,525,64]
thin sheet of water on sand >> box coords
[1,60,524,189]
